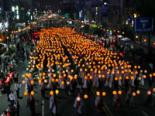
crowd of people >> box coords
[0,31,34,116]
[21,27,155,116]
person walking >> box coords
[73,95,83,116]
[49,94,57,116]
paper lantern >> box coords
[132,92,136,96]
[38,79,42,84]
[50,90,54,96]
[84,94,88,99]
[30,80,34,85]
[30,91,35,96]
[149,74,153,78]
[102,92,106,96]
[114,77,118,81]
[22,80,26,84]
[76,96,81,101]
[125,76,129,80]
[44,79,48,83]
[144,70,147,73]
[96,91,100,96]
[24,91,28,96]
[118,90,122,95]
[152,88,155,93]
[136,90,140,95]
[147,90,152,95]
[112,90,117,95]
[119,76,122,80]
[55,89,59,95]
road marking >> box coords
[42,100,45,116]
[103,102,113,116]
[141,111,149,116]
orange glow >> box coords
[102,92,106,96]
[112,90,117,95]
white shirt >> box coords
[9,93,16,101]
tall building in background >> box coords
[3,0,12,11]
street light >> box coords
[16,6,19,11]
[11,6,15,12]
[16,14,20,20]
[104,2,108,5]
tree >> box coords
[135,0,155,17]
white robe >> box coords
[73,98,83,114]
[49,96,56,114]
[83,79,87,89]
[95,96,100,107]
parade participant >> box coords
[95,91,101,108]
[49,91,57,116]
[73,94,83,116]
[20,27,155,115]
[1,111,7,116]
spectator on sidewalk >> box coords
[8,91,16,106]
[49,94,57,116]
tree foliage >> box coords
[135,0,155,17]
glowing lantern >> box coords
[30,91,35,96]
[114,77,118,81]
[125,76,129,80]
[66,81,70,85]
[30,80,34,85]
[130,76,134,80]
[102,92,106,96]
[61,81,65,85]
[71,69,74,73]
[147,90,152,95]
[152,88,155,93]
[96,91,100,96]
[55,89,59,95]
[38,79,42,84]
[142,75,146,79]
[119,76,122,80]
[118,90,122,95]
[76,96,81,102]
[74,75,78,80]
[50,90,54,96]
[144,70,147,73]
[44,79,48,83]
[22,80,26,84]
[43,76,46,80]
[112,90,117,95]
[134,66,137,69]
[51,78,55,82]
[24,91,28,96]
[84,94,88,99]
[132,92,136,96]
[55,79,59,82]
[136,90,140,95]
[53,74,56,78]
[122,71,125,74]
[90,76,93,80]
